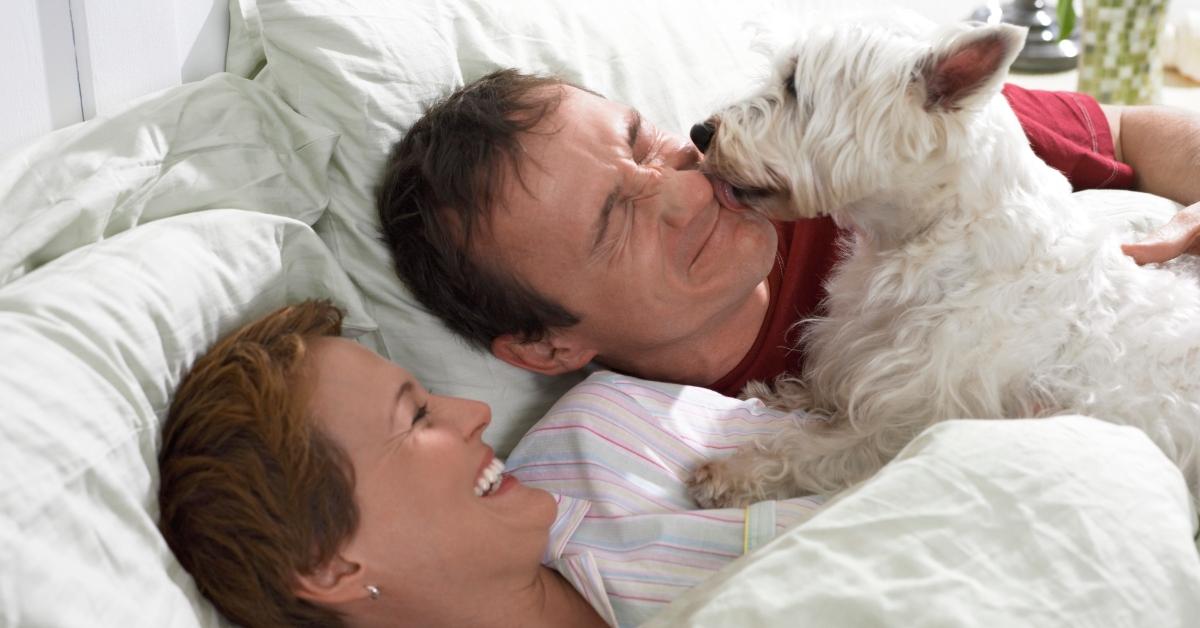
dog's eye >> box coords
[783,63,797,98]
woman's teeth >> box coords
[474,458,506,497]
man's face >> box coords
[482,86,778,380]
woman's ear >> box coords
[491,332,597,375]
[294,554,370,606]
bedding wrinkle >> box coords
[0,74,336,293]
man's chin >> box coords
[732,215,778,268]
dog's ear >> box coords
[919,24,1026,111]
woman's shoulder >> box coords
[554,369,787,419]
[507,371,801,508]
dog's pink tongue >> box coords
[712,178,750,211]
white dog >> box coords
[687,21,1200,507]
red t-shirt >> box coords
[708,85,1136,396]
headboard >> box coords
[1,0,228,154]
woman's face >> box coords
[303,337,557,611]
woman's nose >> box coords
[449,398,490,442]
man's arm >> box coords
[1102,104,1200,205]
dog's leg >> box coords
[741,373,814,410]
[687,413,912,508]
[687,431,803,508]
[688,377,827,507]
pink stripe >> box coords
[583,510,741,524]
[526,408,779,460]
[569,539,739,559]
[558,386,792,430]
[579,552,732,570]
[524,474,683,512]
[595,382,786,424]
[607,591,674,604]
[521,424,672,471]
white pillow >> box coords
[0,210,371,628]
[227,0,868,454]
[0,70,371,626]
[0,72,337,285]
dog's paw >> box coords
[687,459,757,509]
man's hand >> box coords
[1121,202,1200,265]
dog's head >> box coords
[696,22,1026,223]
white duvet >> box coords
[650,416,1200,627]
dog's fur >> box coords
[688,21,1200,507]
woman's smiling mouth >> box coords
[475,457,505,497]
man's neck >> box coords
[605,279,771,387]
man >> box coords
[379,69,1200,396]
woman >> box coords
[157,300,605,627]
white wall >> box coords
[894,0,1200,26]
[0,0,228,154]
[2,0,1198,154]
[1,0,81,152]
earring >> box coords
[365,584,381,600]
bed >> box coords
[2,1,1199,626]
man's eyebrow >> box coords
[590,109,643,254]
[626,108,642,151]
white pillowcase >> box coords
[0,210,370,628]
[227,0,857,455]
[0,73,338,286]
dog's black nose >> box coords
[690,121,716,153]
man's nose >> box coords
[656,168,714,229]
[690,120,717,153]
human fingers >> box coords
[1121,204,1200,265]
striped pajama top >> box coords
[506,370,825,627]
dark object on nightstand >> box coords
[969,0,1079,73]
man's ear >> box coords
[920,23,1026,111]
[294,554,369,606]
[491,332,597,375]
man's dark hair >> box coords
[377,69,581,350]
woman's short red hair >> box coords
[158,300,358,628]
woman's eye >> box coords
[412,403,429,425]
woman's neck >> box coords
[519,566,608,628]
[351,566,605,628]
